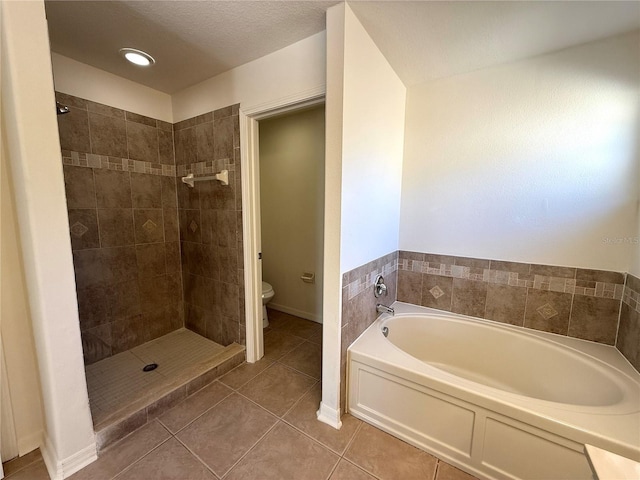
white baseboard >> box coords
[268,303,322,324]
[41,434,97,479]
[316,401,342,430]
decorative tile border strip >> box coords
[622,274,640,313]
[62,150,175,177]
[345,255,398,301]
[397,255,625,300]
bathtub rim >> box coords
[347,302,640,460]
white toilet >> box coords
[262,281,275,328]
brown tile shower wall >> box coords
[56,92,183,365]
[173,105,245,346]
[397,251,626,346]
[340,251,398,411]
[617,273,640,371]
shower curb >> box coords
[94,344,245,452]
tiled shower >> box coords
[55,91,246,442]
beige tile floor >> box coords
[86,329,226,425]
[3,310,479,480]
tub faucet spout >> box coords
[376,304,394,315]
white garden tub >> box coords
[348,302,640,480]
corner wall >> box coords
[1,1,96,477]
[320,2,406,425]
[1,123,45,456]
[400,31,640,273]
[339,4,406,274]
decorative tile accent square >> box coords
[142,219,157,232]
[429,285,444,299]
[70,221,89,237]
[536,303,558,320]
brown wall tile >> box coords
[95,169,132,208]
[451,278,487,317]
[98,208,135,247]
[109,280,142,319]
[485,284,526,326]
[76,285,110,330]
[489,260,530,275]
[87,100,125,119]
[524,289,572,335]
[196,123,214,162]
[73,249,105,287]
[63,166,96,208]
[617,303,639,371]
[175,128,197,165]
[125,111,156,127]
[163,208,179,242]
[627,274,640,293]
[131,173,162,208]
[398,251,424,262]
[397,270,422,304]
[89,113,127,157]
[81,325,112,364]
[102,246,137,285]
[576,268,625,285]
[112,314,145,353]
[158,130,176,165]
[177,182,200,209]
[127,121,159,163]
[569,296,620,345]
[529,264,576,279]
[165,242,181,274]
[214,117,233,160]
[139,275,168,313]
[161,177,178,208]
[423,253,457,265]
[57,106,91,152]
[136,244,166,277]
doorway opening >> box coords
[240,96,325,365]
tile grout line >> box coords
[217,420,281,479]
[107,421,174,480]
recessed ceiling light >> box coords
[119,48,155,67]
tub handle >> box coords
[374,275,387,298]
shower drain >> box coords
[143,363,158,372]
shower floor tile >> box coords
[85,329,227,426]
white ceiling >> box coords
[45,1,640,94]
[350,1,640,86]
[44,0,339,93]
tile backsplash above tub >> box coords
[397,251,626,346]
[618,273,640,371]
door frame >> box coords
[240,89,326,363]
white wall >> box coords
[259,106,325,322]
[51,53,173,122]
[172,31,326,121]
[339,4,406,273]
[1,126,45,456]
[1,1,96,477]
[400,31,640,272]
[318,2,406,427]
